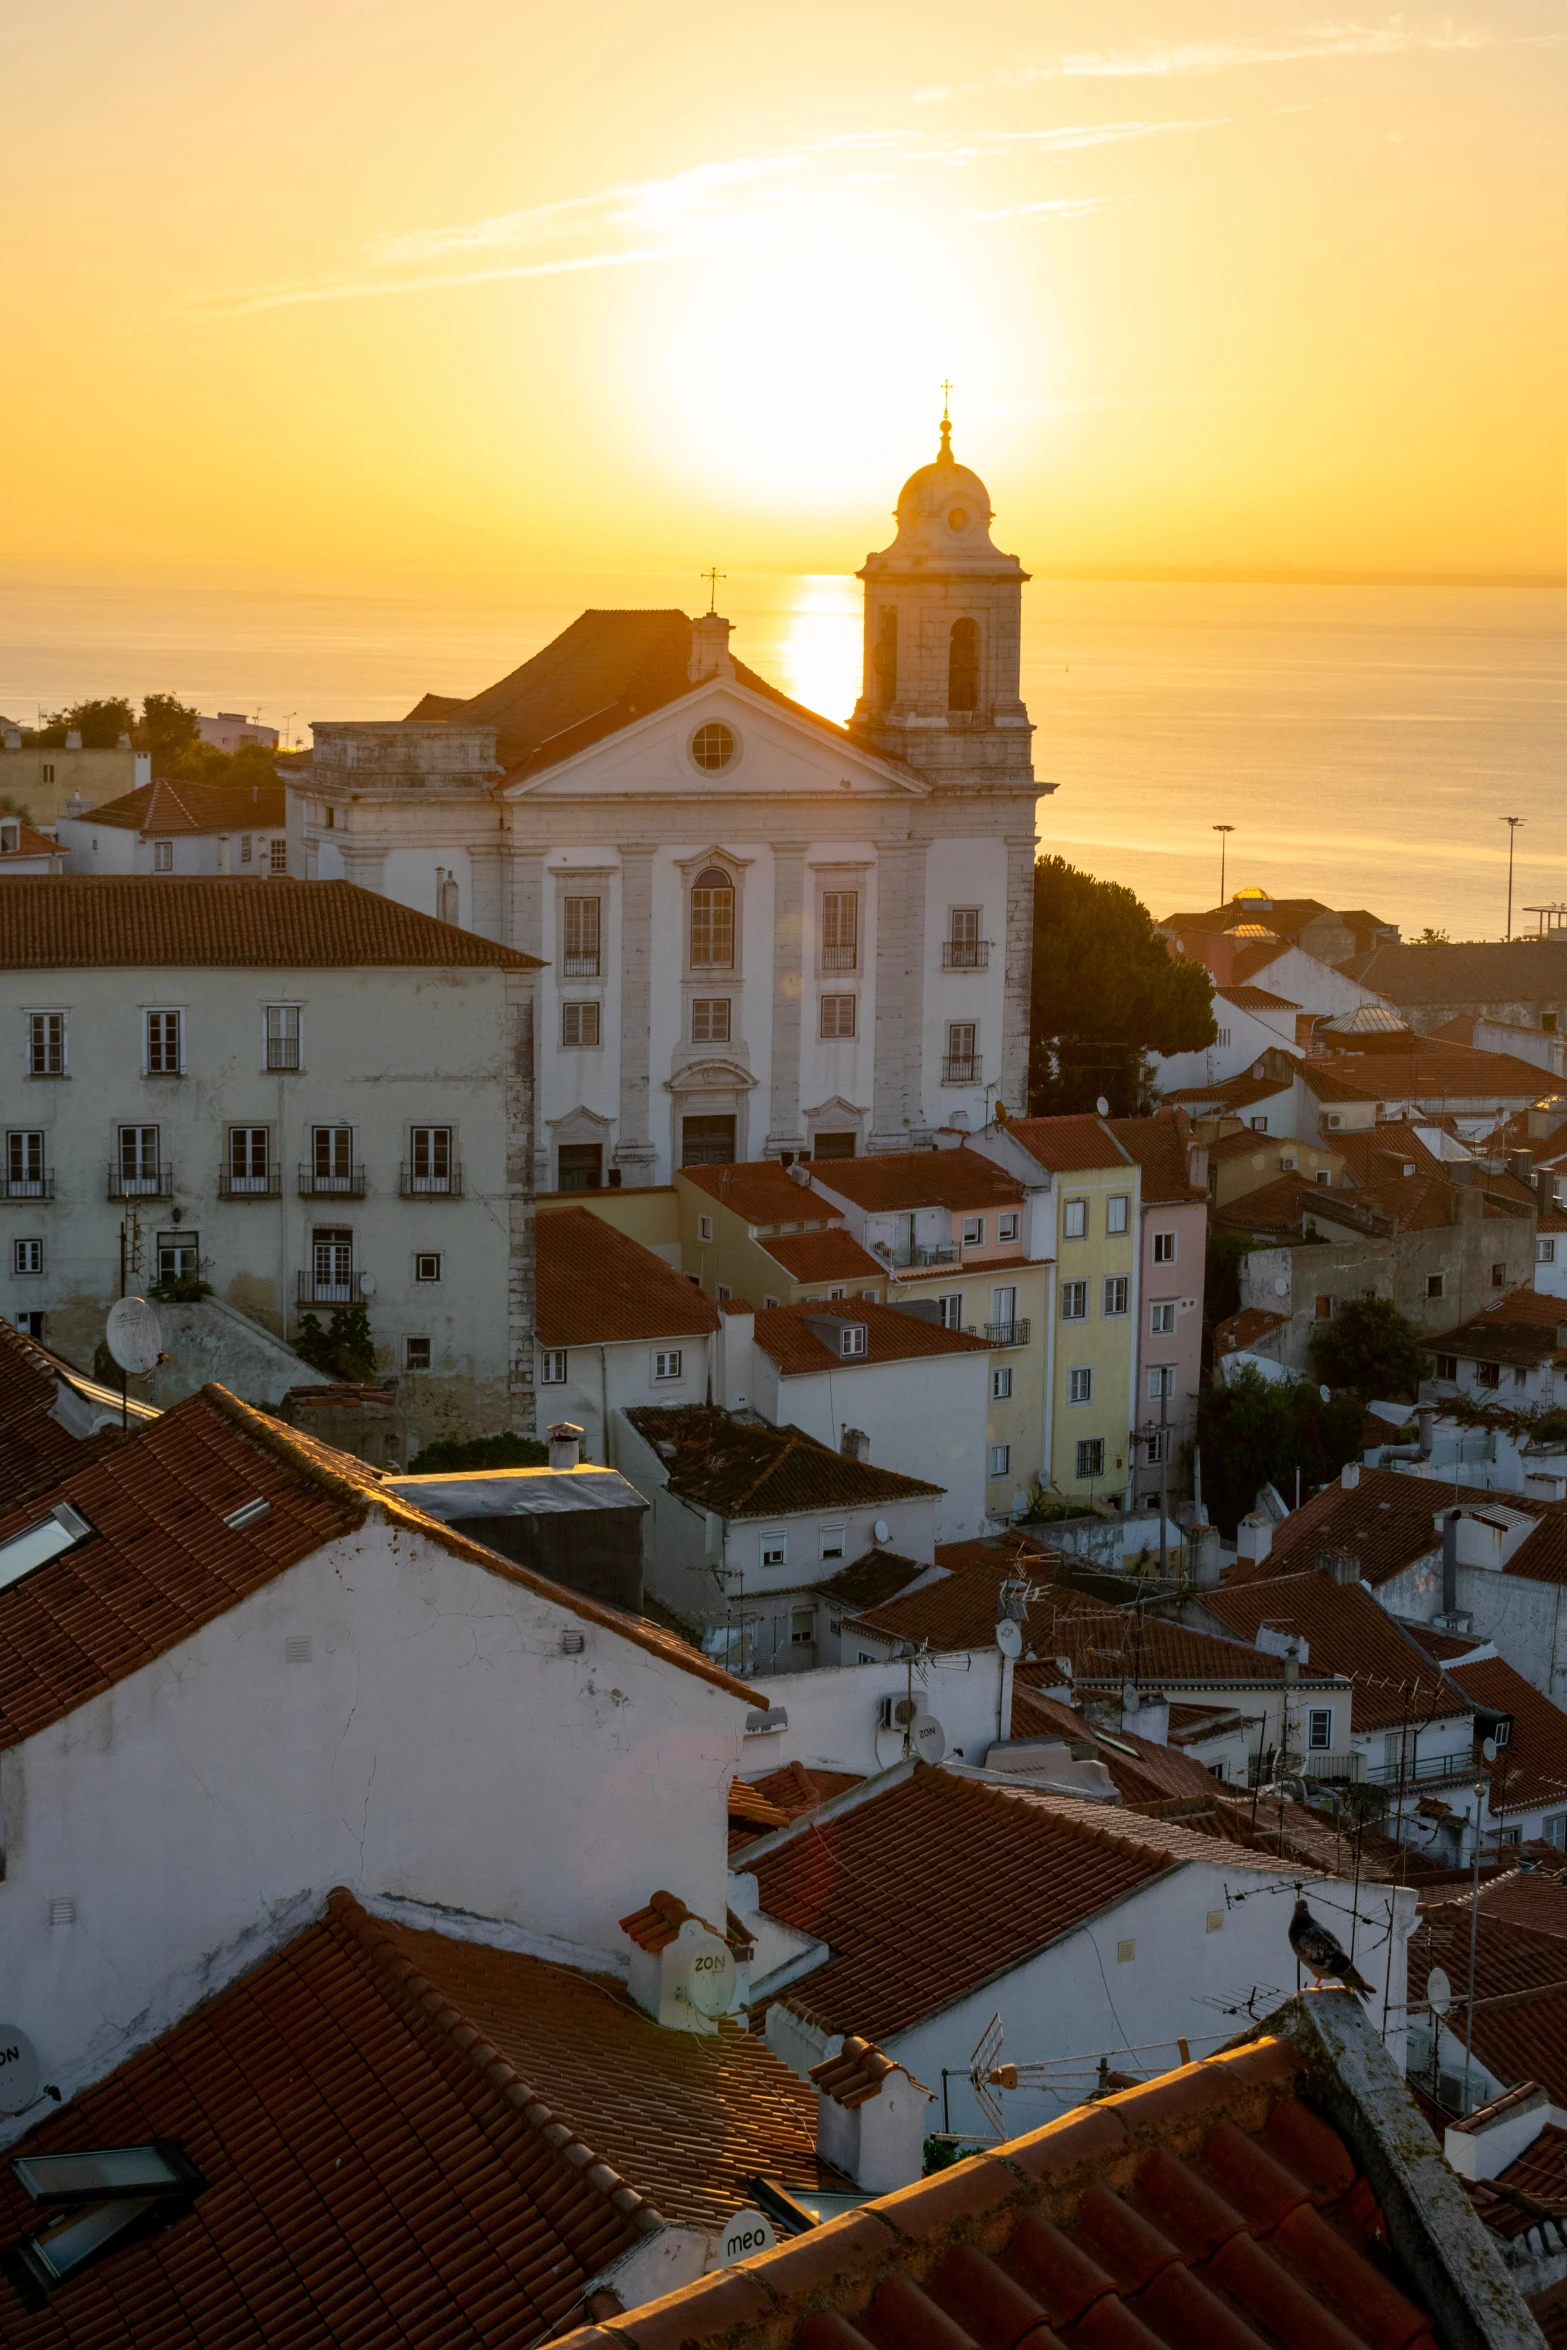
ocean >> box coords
[2,566,1563,940]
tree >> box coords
[1414,927,1450,947]
[1028,857,1217,1116]
[408,1431,550,1472]
[137,692,203,773]
[46,697,137,748]
[1193,1367,1365,1537]
[295,1304,378,1381]
[1310,1294,1431,1402]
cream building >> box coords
[290,422,1044,1188]
[0,728,147,825]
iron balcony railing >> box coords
[942,1054,982,1086]
[820,943,858,973]
[2,1170,54,1200]
[942,940,992,970]
[107,1163,172,1200]
[219,1166,283,1199]
[298,1269,356,1306]
[400,1162,463,1199]
[878,1241,962,1270]
[265,1039,302,1071]
[299,1163,367,1198]
[561,951,601,978]
[1366,1747,1476,1788]
[976,1318,1031,1348]
[1249,1750,1365,1787]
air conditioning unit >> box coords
[880,1692,924,1731]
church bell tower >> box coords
[850,414,1033,787]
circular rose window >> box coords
[948,507,970,531]
[691,722,737,772]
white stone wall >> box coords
[747,1347,991,1542]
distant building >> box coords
[198,710,280,753]
[58,775,289,877]
[1161,885,1400,965]
[0,817,65,875]
[0,726,147,825]
[1342,939,1567,1039]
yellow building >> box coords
[0,736,146,825]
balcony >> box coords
[942,1054,982,1087]
[400,1162,464,1199]
[1365,1746,1475,1788]
[219,1166,283,1199]
[265,1040,302,1072]
[2,1171,54,1200]
[298,1269,357,1306]
[1250,1750,1365,1787]
[561,951,601,979]
[821,944,858,974]
[299,1163,367,1198]
[107,1163,172,1200]
[942,940,991,971]
[977,1318,1031,1348]
[877,1240,961,1271]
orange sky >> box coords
[4,1,1563,585]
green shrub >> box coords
[407,1431,551,1473]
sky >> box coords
[3,1,1564,587]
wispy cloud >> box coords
[1001,15,1558,83]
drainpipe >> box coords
[1443,1508,1461,1619]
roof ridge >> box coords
[326,1890,666,2237]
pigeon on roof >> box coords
[1289,1894,1373,1996]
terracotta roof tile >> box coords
[680,1162,849,1227]
[1253,1465,1567,1594]
[1104,1110,1206,1203]
[1159,1073,1292,1112]
[761,1231,887,1284]
[1414,1875,1567,2108]
[810,1151,1024,1214]
[1213,1306,1289,1356]
[625,1405,943,1517]
[1449,1655,1567,1818]
[0,876,542,968]
[0,1319,152,1512]
[753,1299,991,1374]
[1302,1045,1553,1105]
[75,775,288,835]
[997,1113,1134,1174]
[850,1535,1057,1652]
[811,1550,929,1613]
[730,1762,865,1849]
[1343,940,1567,1009]
[0,822,61,860]
[1202,1569,1469,1731]
[618,1888,726,1954]
[810,2037,930,2109]
[729,1777,792,1831]
[1013,1601,1325,1694]
[538,1208,721,1346]
[1216,983,1300,1011]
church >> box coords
[289,423,1045,1189]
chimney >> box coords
[2,728,20,751]
[688,613,735,684]
[547,1420,583,1471]
[714,1302,754,1411]
[116,731,131,750]
[1236,1511,1273,1565]
[217,833,231,875]
[840,1427,870,1463]
[1340,1462,1360,1491]
[1445,2082,1549,2182]
[621,1892,743,2035]
[1509,1149,1535,1184]
[810,2038,934,2194]
[1316,1548,1361,1586]
[1187,1522,1221,1588]
[1417,1405,1436,1460]
[1442,1508,1461,1617]
[64,729,82,751]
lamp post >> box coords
[1503,816,1524,942]
[1213,824,1234,907]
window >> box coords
[998,1212,1019,1243]
[1250,1116,1269,1134]
[1103,1276,1129,1317]
[992,1366,1013,1400]
[819,1525,845,1562]
[13,1238,42,1276]
[1116,1939,1136,1965]
[1060,1280,1088,1320]
[408,1125,454,1192]
[1315,1295,1334,1320]
[813,1130,856,1159]
[681,1114,736,1168]
[764,1294,780,1308]
[311,1125,355,1190]
[936,1293,964,1329]
[1547,1013,1561,1034]
[1515,1366,1529,1388]
[1148,1366,1175,1401]
[821,891,858,972]
[404,1336,431,1371]
[1307,1708,1334,1751]
[692,997,731,1043]
[1152,1229,1176,1265]
[1491,1262,1507,1289]
[944,1022,979,1083]
[962,1217,985,1247]
[1076,1438,1105,1480]
[1149,1299,1175,1335]
[264,1004,301,1070]
[1426,1273,1445,1300]
[690,868,735,967]
[227,1126,271,1193]
[653,1348,683,1381]
[991,1283,1018,1333]
[561,1000,601,1047]
[5,1130,45,1197]
[14,1310,45,1339]
[241,833,253,864]
[690,722,736,772]
[947,616,979,713]
[145,1008,183,1075]
[562,895,601,977]
[820,995,857,1038]
[1547,1813,1567,1850]
[1063,1199,1087,1240]
[716,1282,732,1301]
[761,1531,787,1568]
[873,606,898,708]
[157,1229,199,1284]
[1069,1366,1093,1404]
[1146,1429,1167,1464]
[1434,1352,1458,1380]
[154,838,173,871]
[1107,1194,1130,1236]
[1541,1239,1558,1265]
[697,1215,714,1244]
[27,1011,66,1075]
[947,907,985,969]
[838,1323,867,1358]
[1476,1361,1502,1391]
[989,1443,1011,1478]
[1216,1027,1232,1049]
[414,1252,442,1283]
[558,1143,602,1191]
[311,1227,354,1300]
[269,839,287,874]
[1316,1169,1332,1185]
[539,1349,567,1383]
[117,1125,160,1191]
[790,1607,815,1646]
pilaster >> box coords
[870,837,929,1152]
[507,845,546,958]
[467,840,507,944]
[503,970,538,1429]
[1000,828,1038,1116]
[765,842,807,1157]
[616,843,659,1173]
[336,842,386,894]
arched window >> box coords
[690,867,735,969]
[948,617,980,713]
[873,607,898,710]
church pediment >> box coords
[500,679,927,802]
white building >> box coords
[290,423,1045,1187]
[0,875,540,1445]
[199,710,280,753]
[58,774,289,877]
[535,1201,721,1461]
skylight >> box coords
[3,2141,205,2310]
[0,1503,92,1594]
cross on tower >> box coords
[940,378,953,420]
[701,566,726,614]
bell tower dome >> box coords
[850,415,1033,787]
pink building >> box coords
[1108,1110,1209,1509]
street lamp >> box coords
[1503,816,1525,942]
[1213,824,1235,907]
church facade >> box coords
[289,427,1045,1189]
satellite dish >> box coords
[1274,1277,1290,1297]
[683,1933,737,2019]
[873,1519,890,1545]
[359,1272,377,1297]
[1055,1655,1074,1679]
[0,2025,40,2117]
[1482,1735,1499,1762]
[995,1617,1023,1659]
[105,1295,162,1376]
[719,2208,777,2265]
[912,1713,947,1763]
[1121,1679,1140,1715]
[1427,1966,1452,2020]
[1095,1095,1110,1116]
[1320,1385,1332,1403]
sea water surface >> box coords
[2,567,1563,941]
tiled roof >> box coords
[1414,1875,1567,2108]
[554,2019,1457,2350]
[1105,1109,1206,1203]
[0,821,61,859]
[0,876,543,968]
[0,1319,152,1514]
[1217,984,1301,1011]
[1342,939,1567,1008]
[618,1888,726,1955]
[739,1759,863,1822]
[1467,2118,1567,2243]
[761,1230,887,1284]
[729,1776,792,1832]
[1159,1072,1292,1112]
[537,1207,721,1346]
[1014,1602,1326,1693]
[0,1889,644,2347]
[1212,1174,1343,1236]
[752,1765,1288,2043]
[74,775,288,835]
[810,1149,1025,1213]
[680,1161,848,1227]
[1213,1305,1289,1356]
[997,1113,1134,1174]
[849,1535,1058,1653]
[1431,1286,1567,1367]
[1202,1569,1469,1730]
[1252,1465,1567,1595]
[625,1404,943,1517]
[811,1550,929,1613]
[753,1298,991,1374]
[1302,1045,1553,1105]
[0,1383,759,1751]
[1448,1655,1567,1818]
[810,2037,929,2109]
